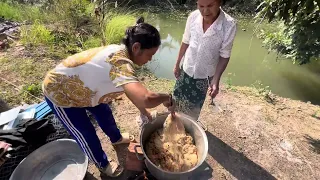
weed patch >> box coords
[105,15,136,45]
[82,36,102,49]
[21,21,54,46]
[0,2,43,22]
[251,81,274,103]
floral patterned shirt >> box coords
[42,44,138,107]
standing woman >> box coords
[173,0,236,119]
[42,17,174,177]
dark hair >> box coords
[122,17,161,53]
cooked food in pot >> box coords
[145,114,198,172]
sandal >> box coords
[99,160,124,177]
[112,133,135,145]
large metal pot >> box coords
[135,112,208,180]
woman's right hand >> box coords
[163,94,176,114]
[173,64,181,79]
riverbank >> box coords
[1,42,320,180]
[5,1,320,105]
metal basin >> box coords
[10,139,88,180]
[138,112,208,180]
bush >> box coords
[105,15,136,45]
[22,83,42,96]
[223,0,262,14]
[21,21,54,46]
[0,2,23,21]
[48,0,93,27]
[260,23,293,57]
[0,2,43,22]
[20,83,43,103]
[256,0,320,64]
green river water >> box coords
[147,15,320,105]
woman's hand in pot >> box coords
[140,109,152,122]
[163,94,176,114]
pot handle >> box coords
[134,145,145,161]
[197,120,208,131]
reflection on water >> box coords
[147,16,320,105]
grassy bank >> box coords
[0,1,138,106]
[0,1,301,108]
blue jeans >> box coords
[45,97,121,168]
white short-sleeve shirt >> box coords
[182,9,237,79]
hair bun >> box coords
[136,17,144,25]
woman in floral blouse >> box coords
[42,17,174,177]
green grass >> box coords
[0,56,54,105]
[221,73,237,92]
[0,2,145,106]
[105,15,136,45]
[0,2,43,22]
[21,21,55,46]
[0,2,23,21]
[83,36,103,49]
[21,83,43,100]
[14,58,37,77]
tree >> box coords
[256,0,320,64]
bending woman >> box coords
[42,17,174,177]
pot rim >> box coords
[140,112,208,174]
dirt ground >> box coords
[1,44,320,180]
[84,84,320,180]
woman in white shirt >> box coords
[173,0,236,118]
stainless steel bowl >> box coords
[10,139,88,180]
[137,112,208,180]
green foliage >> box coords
[224,0,263,14]
[251,80,274,103]
[226,73,232,88]
[0,57,10,64]
[0,2,43,22]
[222,73,236,92]
[20,83,43,103]
[48,0,93,27]
[13,58,37,76]
[105,15,136,45]
[21,21,54,46]
[312,110,319,119]
[82,36,102,49]
[256,0,320,64]
[260,23,293,57]
[0,2,23,21]
[21,83,42,96]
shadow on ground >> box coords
[189,161,213,179]
[305,135,320,154]
[206,132,276,180]
[85,172,98,180]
